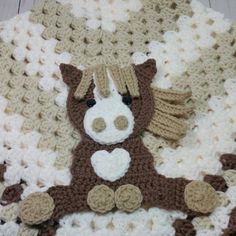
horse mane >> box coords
[73,64,193,141]
[74,64,140,100]
[147,87,193,141]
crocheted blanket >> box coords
[0,0,236,235]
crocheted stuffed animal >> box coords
[19,59,221,228]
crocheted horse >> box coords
[19,59,221,228]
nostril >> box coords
[114,115,129,131]
[92,117,106,133]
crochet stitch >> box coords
[18,59,229,234]
[0,0,236,235]
[115,184,143,212]
[87,185,115,213]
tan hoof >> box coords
[19,192,55,225]
[115,184,143,212]
[184,181,218,214]
[87,185,115,213]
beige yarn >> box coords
[216,191,230,207]
[109,65,127,94]
[0,203,19,222]
[172,23,236,113]
[148,110,188,140]
[114,115,129,130]
[30,0,193,67]
[0,1,234,234]
[152,87,192,102]
[115,184,143,212]
[147,121,184,141]
[192,216,214,230]
[223,170,236,187]
[74,64,140,100]
[95,65,110,98]
[19,192,55,225]
[147,88,192,140]
[153,97,193,116]
[87,185,115,213]
[0,41,79,169]
[122,66,140,97]
[184,181,218,214]
[92,117,106,133]
[74,68,93,100]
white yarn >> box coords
[57,208,186,236]
[84,73,134,145]
[91,148,131,182]
[57,0,142,32]
[0,222,19,236]
[0,96,71,198]
[0,12,71,107]
[132,0,231,89]
[156,78,236,180]
[0,1,235,236]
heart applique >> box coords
[91,148,131,182]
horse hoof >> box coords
[115,184,143,212]
[87,185,115,213]
[184,181,218,214]
[19,192,55,225]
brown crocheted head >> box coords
[60,59,192,144]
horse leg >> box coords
[149,174,218,216]
[19,185,89,225]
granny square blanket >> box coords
[0,0,236,235]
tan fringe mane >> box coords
[147,87,193,141]
[74,64,140,100]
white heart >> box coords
[91,148,131,182]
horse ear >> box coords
[60,64,82,88]
[133,59,157,82]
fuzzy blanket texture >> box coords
[0,0,236,235]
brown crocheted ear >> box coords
[60,63,83,88]
[134,59,157,82]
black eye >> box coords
[122,96,132,106]
[87,99,96,107]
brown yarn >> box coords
[87,185,115,213]
[2,183,23,204]
[19,59,221,230]
[115,184,143,212]
[184,181,218,214]
[173,219,196,236]
[38,226,57,236]
[222,207,236,236]
[0,164,6,181]
[220,153,236,170]
[204,175,227,192]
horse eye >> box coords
[87,99,96,107]
[122,96,132,106]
